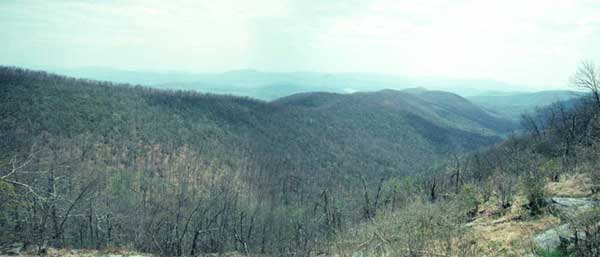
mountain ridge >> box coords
[0,66,514,180]
[468,90,586,120]
[3,66,598,257]
[0,66,516,254]
[43,67,536,99]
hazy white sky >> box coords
[1,0,599,89]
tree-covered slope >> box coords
[324,85,600,257]
[0,66,514,255]
[1,67,513,178]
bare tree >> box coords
[0,144,41,198]
[571,61,600,110]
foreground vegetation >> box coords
[324,62,600,257]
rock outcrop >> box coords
[546,197,596,218]
[533,197,597,252]
[533,224,584,252]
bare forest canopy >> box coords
[1,63,600,257]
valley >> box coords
[1,66,599,257]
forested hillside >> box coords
[325,64,600,257]
[2,65,598,257]
[0,67,512,256]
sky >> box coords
[1,0,599,90]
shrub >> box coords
[521,171,547,217]
[492,170,516,210]
[541,159,561,182]
[456,184,481,221]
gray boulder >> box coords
[546,197,596,218]
[534,223,587,252]
[550,197,595,208]
[534,224,574,251]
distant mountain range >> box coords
[467,90,585,120]
[48,67,528,98]
[42,67,584,121]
